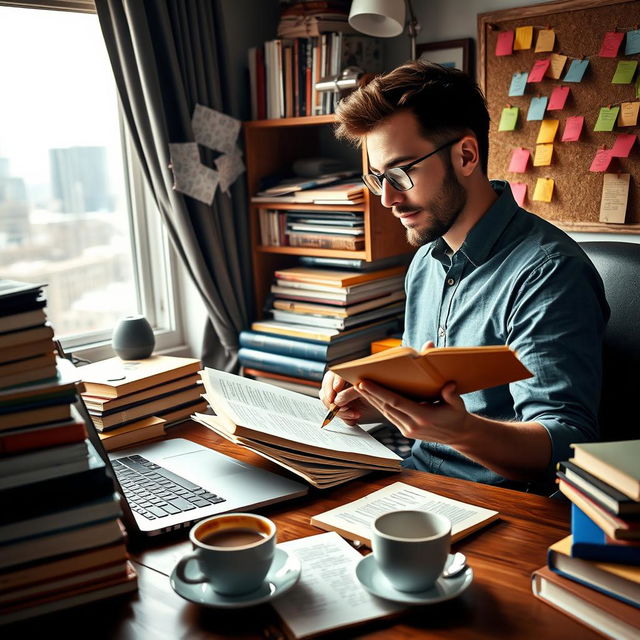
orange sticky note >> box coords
[611,133,637,158]
[528,58,551,83]
[514,26,533,50]
[599,173,630,224]
[561,116,584,142]
[496,31,515,56]
[547,54,568,80]
[599,31,624,57]
[618,102,640,127]
[508,148,531,173]
[534,143,554,166]
[535,29,555,53]
[533,178,554,202]
[510,182,527,206]
[589,149,613,172]
[548,86,570,111]
[537,119,559,144]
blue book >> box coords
[571,504,640,566]
[238,348,326,382]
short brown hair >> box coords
[335,60,490,173]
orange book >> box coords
[370,338,402,354]
[273,266,406,288]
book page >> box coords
[311,482,499,546]
[201,369,400,461]
[273,532,402,639]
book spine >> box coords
[256,45,266,120]
[238,348,326,381]
[0,422,86,454]
[288,234,364,250]
[271,310,345,329]
[239,331,329,361]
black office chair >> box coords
[580,241,640,442]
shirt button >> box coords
[438,327,445,337]
[447,278,455,286]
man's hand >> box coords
[319,370,383,426]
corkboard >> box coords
[478,0,640,233]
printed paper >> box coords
[215,146,246,193]
[514,26,533,50]
[618,102,640,127]
[527,96,548,121]
[548,86,570,111]
[192,104,242,154]
[594,106,621,132]
[169,142,220,205]
[610,133,637,158]
[498,106,519,131]
[561,116,584,142]
[508,148,530,173]
[547,54,567,80]
[535,29,555,53]
[528,58,551,83]
[599,173,630,224]
[599,31,624,58]
[537,119,559,144]
[612,60,638,85]
[533,143,553,166]
[496,30,515,56]
[532,178,554,202]
[626,29,640,55]
[508,72,528,97]
[510,182,527,206]
[589,148,613,172]
[564,59,589,83]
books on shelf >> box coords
[298,254,411,271]
[310,481,499,547]
[287,231,365,250]
[274,265,405,288]
[193,368,402,489]
[256,172,357,197]
[331,344,533,400]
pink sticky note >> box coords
[508,148,531,173]
[611,133,637,158]
[589,149,613,172]
[561,116,584,142]
[528,58,551,83]
[548,86,570,111]
[599,31,624,57]
[496,31,515,56]
[510,182,527,206]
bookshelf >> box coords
[243,115,413,318]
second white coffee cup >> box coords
[372,510,451,592]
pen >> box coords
[320,383,352,428]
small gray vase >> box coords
[112,315,155,360]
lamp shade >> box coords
[348,0,405,38]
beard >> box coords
[403,164,467,247]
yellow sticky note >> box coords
[547,53,567,80]
[618,102,640,127]
[534,143,554,166]
[535,29,555,53]
[537,119,559,144]
[533,178,554,202]
[514,26,533,50]
[599,173,630,224]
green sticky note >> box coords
[499,107,519,131]
[612,60,638,84]
[594,106,621,132]
[636,74,640,99]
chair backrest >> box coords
[580,241,640,442]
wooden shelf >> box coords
[256,246,368,259]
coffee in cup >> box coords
[175,513,276,595]
[372,510,451,592]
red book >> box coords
[0,417,86,455]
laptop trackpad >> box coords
[161,449,246,482]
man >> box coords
[320,61,609,491]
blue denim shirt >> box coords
[402,181,609,490]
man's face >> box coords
[366,110,467,247]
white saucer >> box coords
[170,547,301,609]
[355,553,473,605]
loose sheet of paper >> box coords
[599,173,630,224]
[273,532,402,640]
[192,104,241,154]
[215,146,245,193]
[168,142,219,205]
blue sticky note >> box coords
[527,96,548,121]
[509,72,528,97]
[564,59,590,83]
[625,29,640,55]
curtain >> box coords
[94,0,252,371]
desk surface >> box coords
[6,421,601,639]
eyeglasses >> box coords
[362,138,462,196]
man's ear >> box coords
[456,136,480,177]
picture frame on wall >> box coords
[416,38,473,77]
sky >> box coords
[0,6,122,188]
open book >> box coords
[193,369,402,489]
[311,481,499,546]
[331,344,533,399]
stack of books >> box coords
[78,355,205,451]
[252,180,365,207]
[0,282,136,624]
[242,263,406,394]
[532,440,640,637]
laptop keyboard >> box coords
[111,454,226,520]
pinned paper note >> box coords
[611,133,637,158]
[508,148,531,173]
[510,182,527,206]
[534,143,554,166]
[599,173,630,223]
[535,29,555,53]
[514,26,533,50]
[599,31,624,57]
[215,146,246,193]
[169,142,220,205]
[594,106,621,132]
[527,96,548,121]
[496,30,515,56]
[618,102,640,127]
[548,86,570,111]
[564,59,589,83]
[637,75,640,98]
[537,119,559,144]
[561,116,584,142]
[533,178,554,202]
[612,60,638,85]
[528,58,551,83]
[589,148,613,172]
[547,54,567,80]
[192,104,242,155]
[499,106,519,131]
[626,29,640,55]
[509,72,528,97]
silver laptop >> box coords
[77,397,308,537]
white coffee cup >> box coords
[175,513,276,595]
[372,510,451,592]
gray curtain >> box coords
[94,0,252,371]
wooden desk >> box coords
[6,421,601,639]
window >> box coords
[0,3,183,359]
